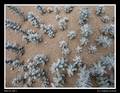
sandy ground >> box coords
[5,5,114,87]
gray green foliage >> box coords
[6,58,23,70]
[36,5,46,15]
[12,54,49,87]
[79,8,90,25]
[56,16,69,31]
[59,40,70,56]
[64,5,74,13]
[40,24,55,38]
[54,6,61,14]
[96,35,112,48]
[88,45,97,54]
[7,6,27,21]
[50,57,67,87]
[22,29,42,44]
[33,54,48,66]
[67,31,77,40]
[100,24,114,38]
[6,41,25,56]
[80,24,93,37]
[6,19,22,33]
[80,37,89,46]
[76,65,92,87]
[96,5,105,16]
[27,12,41,28]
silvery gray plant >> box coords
[54,6,61,14]
[96,35,112,48]
[41,77,50,87]
[22,29,42,44]
[6,41,25,56]
[56,16,69,31]
[22,54,48,71]
[12,66,49,87]
[51,72,65,87]
[89,53,114,87]
[90,53,114,77]
[27,12,41,28]
[76,65,92,87]
[96,5,105,16]
[100,24,114,38]
[46,7,53,13]
[67,31,77,40]
[36,5,46,15]
[59,40,70,56]
[7,6,27,21]
[64,5,74,13]
[40,24,55,38]
[80,24,93,37]
[12,75,26,87]
[90,61,106,77]
[30,68,46,80]
[99,53,114,70]
[66,56,82,77]
[79,8,90,25]
[15,58,50,87]
[50,57,68,74]
[88,45,97,54]
[6,58,23,70]
[75,46,82,54]
[27,67,49,87]
[66,64,76,77]
[73,56,83,66]
[96,69,114,87]
[100,15,110,23]
[80,37,89,46]
[33,54,48,66]
[5,19,22,33]
[56,15,61,21]
[50,57,67,87]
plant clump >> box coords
[40,24,56,38]
[75,46,83,54]
[33,54,49,66]
[80,24,93,37]
[5,19,22,33]
[54,6,61,14]
[50,57,68,87]
[79,8,90,25]
[11,54,50,87]
[36,5,46,15]
[89,53,114,87]
[100,24,114,38]
[96,5,105,16]
[6,41,25,56]
[64,5,74,13]
[27,12,41,28]
[66,56,82,77]
[67,31,77,40]
[7,6,27,21]
[59,40,70,56]
[88,45,97,54]
[6,58,23,70]
[96,35,112,48]
[80,37,89,46]
[22,29,42,44]
[76,65,92,87]
[56,15,69,31]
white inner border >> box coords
[4,4,116,89]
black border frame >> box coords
[1,0,119,93]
